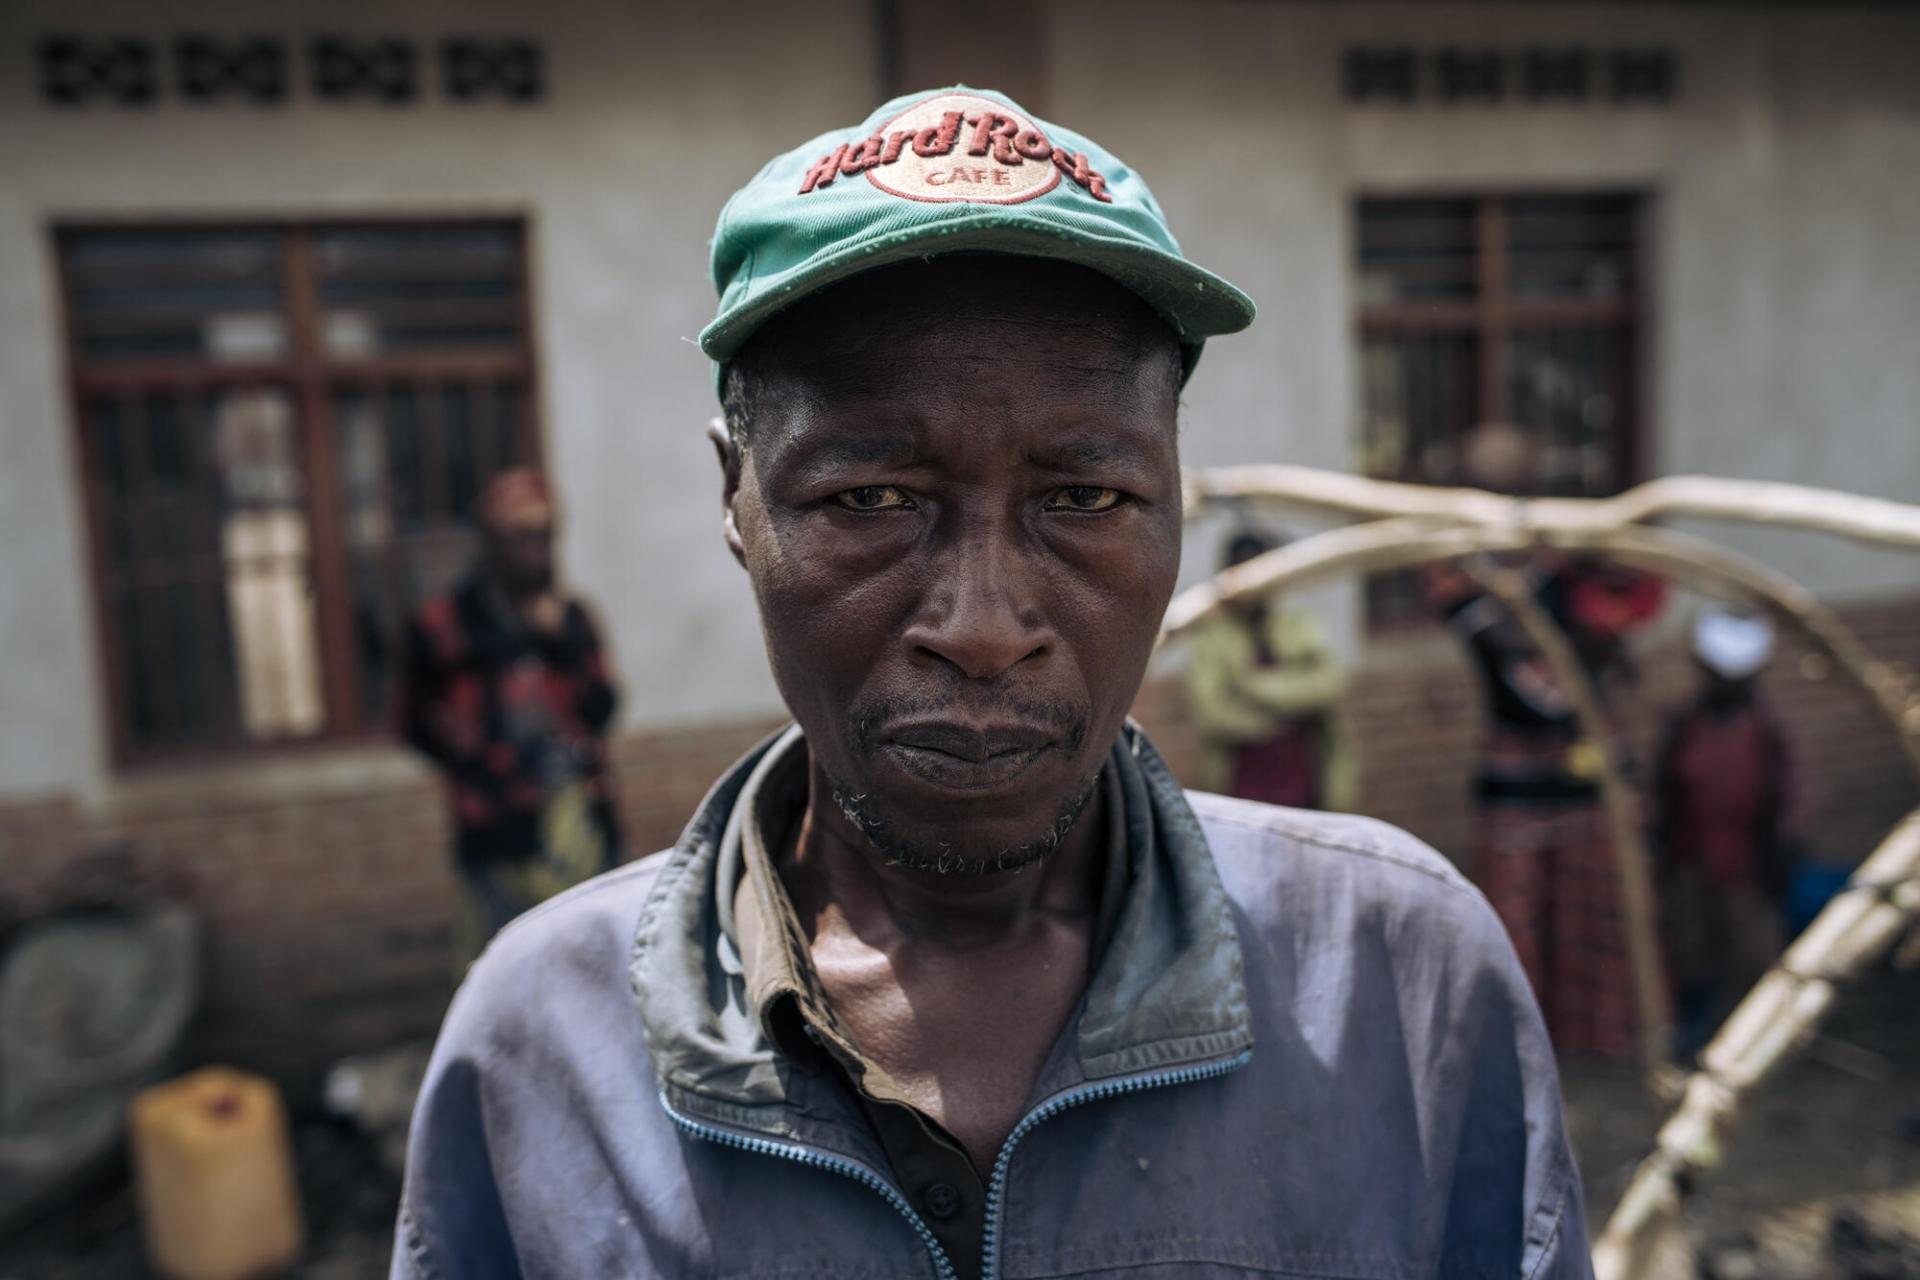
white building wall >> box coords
[2,1,1917,799]
[1050,2,1920,612]
[0,0,876,797]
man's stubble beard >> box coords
[826,763,1105,878]
[825,693,1105,876]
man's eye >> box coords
[832,485,913,512]
[1047,486,1124,512]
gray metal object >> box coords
[0,905,199,1230]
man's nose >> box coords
[902,531,1055,681]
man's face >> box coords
[483,500,557,595]
[719,258,1183,873]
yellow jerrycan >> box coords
[130,1067,304,1280]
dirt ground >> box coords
[3,969,1916,1279]
[0,1115,400,1280]
[1565,966,1920,1278]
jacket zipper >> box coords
[659,1090,960,1280]
[978,1048,1253,1280]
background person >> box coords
[1428,422,1665,1060]
[395,467,621,966]
[1654,607,1803,1056]
[1186,528,1356,810]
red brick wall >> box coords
[3,595,1915,1094]
[609,717,786,858]
[0,719,794,1097]
[0,774,454,1097]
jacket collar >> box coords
[629,722,1252,1134]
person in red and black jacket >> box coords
[397,468,621,965]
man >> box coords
[1654,607,1802,1055]
[396,468,621,966]
[394,89,1588,1280]
[1186,528,1356,810]
[1427,423,1664,1060]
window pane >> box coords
[1357,198,1479,304]
[210,389,325,741]
[1357,331,1482,483]
[1353,194,1641,626]
[85,387,323,750]
[443,384,480,518]
[314,224,523,357]
[1505,195,1635,299]
[63,229,288,364]
[65,219,537,753]
[335,388,398,724]
[492,381,525,472]
[1508,326,1631,496]
[383,385,425,531]
[1357,331,1482,624]
[91,399,134,561]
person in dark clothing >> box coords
[1430,550,1664,1058]
[1427,423,1665,1059]
[1654,607,1801,1055]
[396,468,621,965]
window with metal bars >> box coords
[59,220,540,762]
[1354,193,1643,624]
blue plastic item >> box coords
[1785,861,1855,938]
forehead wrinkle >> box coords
[778,432,974,493]
[791,432,925,470]
[1027,434,1158,471]
[774,401,1170,484]
[755,377,1159,449]
[752,342,1176,476]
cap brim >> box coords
[700,209,1255,378]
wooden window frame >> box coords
[56,216,543,769]
[1354,190,1649,625]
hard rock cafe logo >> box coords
[798,92,1112,205]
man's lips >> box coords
[876,721,1059,791]
[885,721,1056,761]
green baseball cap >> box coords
[702,85,1255,388]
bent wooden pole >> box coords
[1158,517,1489,647]
[1186,467,1920,554]
[1160,520,1920,787]
[1591,808,1920,1280]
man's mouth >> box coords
[876,721,1057,791]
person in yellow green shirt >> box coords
[1186,530,1356,811]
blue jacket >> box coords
[394,726,1590,1279]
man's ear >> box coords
[706,417,747,567]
